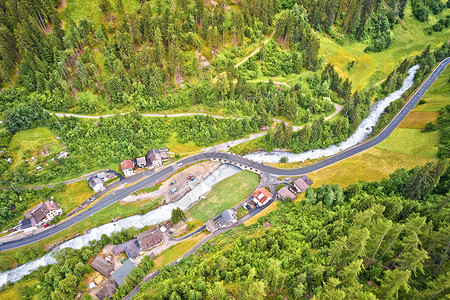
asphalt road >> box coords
[0,57,448,252]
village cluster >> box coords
[87,225,166,299]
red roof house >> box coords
[252,187,273,207]
[120,160,135,177]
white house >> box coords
[24,201,63,227]
[120,160,135,177]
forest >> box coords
[129,160,450,299]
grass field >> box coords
[52,180,93,215]
[319,3,450,91]
[8,127,59,168]
[152,233,207,269]
[187,171,260,222]
[413,65,450,112]
[376,128,440,158]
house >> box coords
[88,176,106,193]
[24,201,63,227]
[277,186,296,201]
[136,157,146,168]
[90,256,114,277]
[95,281,117,300]
[113,239,141,259]
[120,160,135,177]
[206,220,220,233]
[112,260,137,286]
[149,153,163,167]
[293,178,309,193]
[219,209,237,228]
[252,187,273,207]
[137,227,163,251]
[300,175,313,186]
[145,149,166,167]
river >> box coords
[243,65,420,163]
[0,164,242,286]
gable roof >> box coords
[221,209,237,224]
[24,201,61,224]
[252,187,273,204]
[90,256,114,277]
[137,227,163,251]
[124,240,141,259]
[277,186,296,200]
[294,178,309,192]
[136,157,146,166]
[206,220,220,233]
[112,260,137,286]
[95,281,117,300]
[300,175,313,186]
[113,239,139,256]
[145,149,160,159]
[120,160,134,171]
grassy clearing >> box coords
[8,127,58,168]
[165,133,204,157]
[414,65,450,112]
[308,147,436,188]
[187,171,259,222]
[152,233,207,269]
[398,111,440,129]
[376,128,440,158]
[229,135,266,155]
[319,3,450,91]
[52,180,93,214]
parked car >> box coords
[177,162,183,167]
[187,175,194,181]
[170,187,178,194]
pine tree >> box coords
[378,269,411,299]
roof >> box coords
[145,149,160,159]
[112,260,137,286]
[96,172,107,180]
[137,227,163,251]
[300,175,313,186]
[278,186,296,200]
[206,220,220,233]
[95,281,117,299]
[21,219,32,229]
[120,160,134,171]
[149,153,162,162]
[88,177,103,188]
[24,201,61,224]
[136,157,146,166]
[90,256,114,277]
[294,178,309,192]
[124,240,141,259]
[221,209,237,224]
[113,239,139,256]
[252,187,273,205]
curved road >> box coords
[0,57,448,252]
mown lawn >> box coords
[319,3,450,91]
[187,171,260,222]
[8,127,57,168]
[52,180,94,215]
